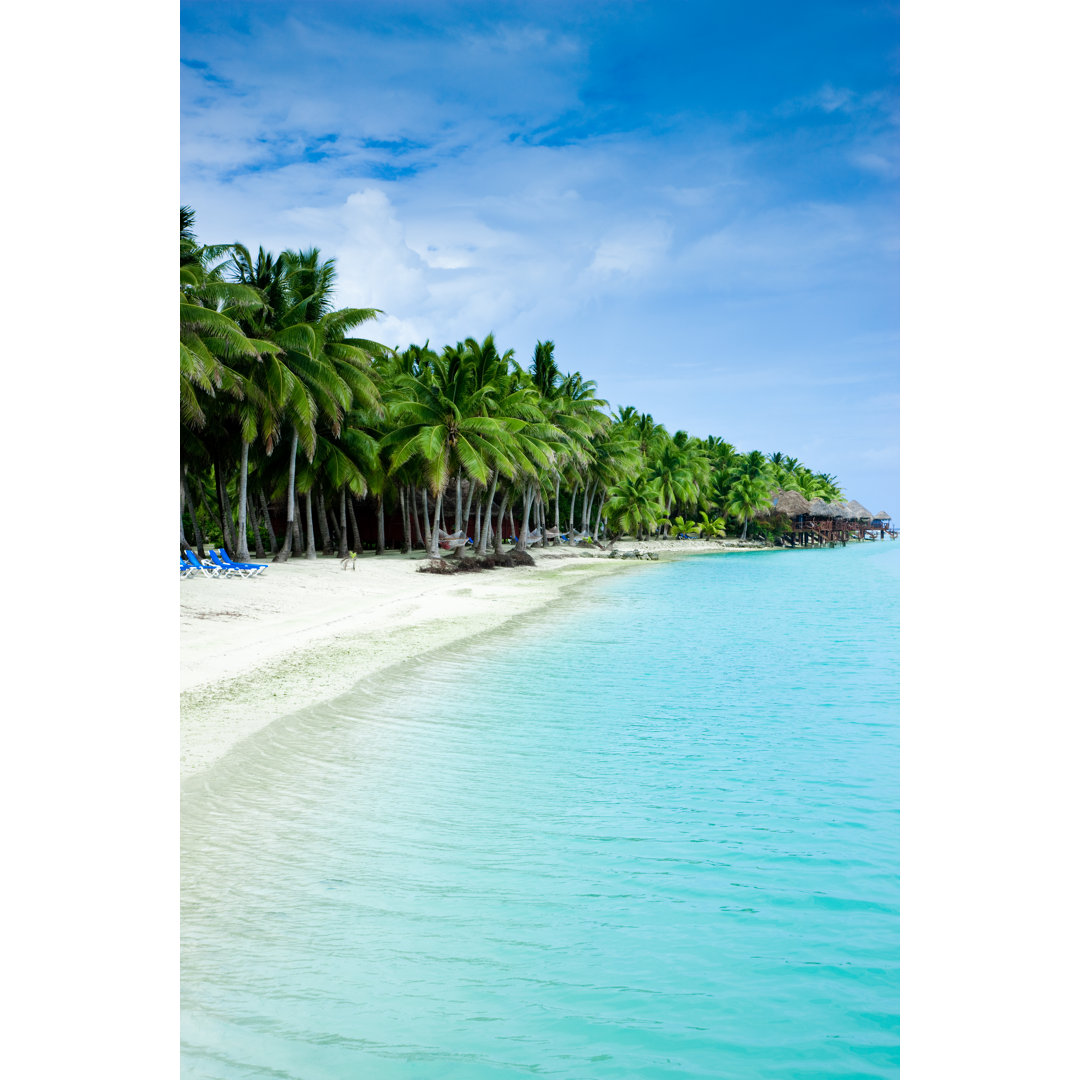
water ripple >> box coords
[183,543,899,1078]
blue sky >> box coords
[181,0,899,516]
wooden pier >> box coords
[770,493,897,548]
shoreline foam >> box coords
[179,539,765,779]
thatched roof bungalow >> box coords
[773,490,812,517]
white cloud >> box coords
[288,188,432,319]
[678,201,895,294]
[851,151,898,178]
[818,84,856,113]
[585,221,672,280]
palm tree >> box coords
[523,342,606,544]
[180,233,265,434]
[180,212,285,552]
[696,511,727,540]
[230,246,385,561]
[604,474,664,541]
[727,474,771,539]
[650,438,696,532]
[380,345,540,557]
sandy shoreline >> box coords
[180,538,765,779]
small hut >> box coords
[774,490,812,517]
[847,500,873,521]
[871,510,893,538]
[771,490,812,546]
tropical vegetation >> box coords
[180,208,845,559]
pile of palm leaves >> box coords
[418,550,535,574]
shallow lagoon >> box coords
[182,542,899,1078]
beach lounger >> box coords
[180,560,196,578]
[184,549,221,578]
[215,549,268,576]
[208,550,256,578]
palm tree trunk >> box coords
[453,473,462,534]
[249,497,266,558]
[480,483,498,554]
[539,488,547,547]
[181,472,202,555]
[399,485,412,553]
[193,474,213,558]
[328,505,340,548]
[347,494,362,554]
[517,488,532,551]
[741,517,749,540]
[213,453,237,554]
[567,483,578,544]
[462,480,475,540]
[304,491,317,559]
[427,489,444,558]
[421,488,433,554]
[316,488,333,554]
[376,494,386,555]
[508,499,516,544]
[275,428,299,561]
[495,493,509,554]
[260,489,278,556]
[338,488,349,558]
[411,486,424,550]
[477,486,489,555]
[180,482,189,551]
[593,488,605,544]
[237,441,251,559]
[553,475,561,538]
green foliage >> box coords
[604,475,665,538]
[179,206,848,556]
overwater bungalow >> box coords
[772,493,894,546]
[871,511,896,538]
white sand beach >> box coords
[180,539,765,779]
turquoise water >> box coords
[182,542,899,1078]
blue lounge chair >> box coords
[180,560,195,578]
[184,549,220,578]
[215,549,268,576]
[207,550,251,577]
